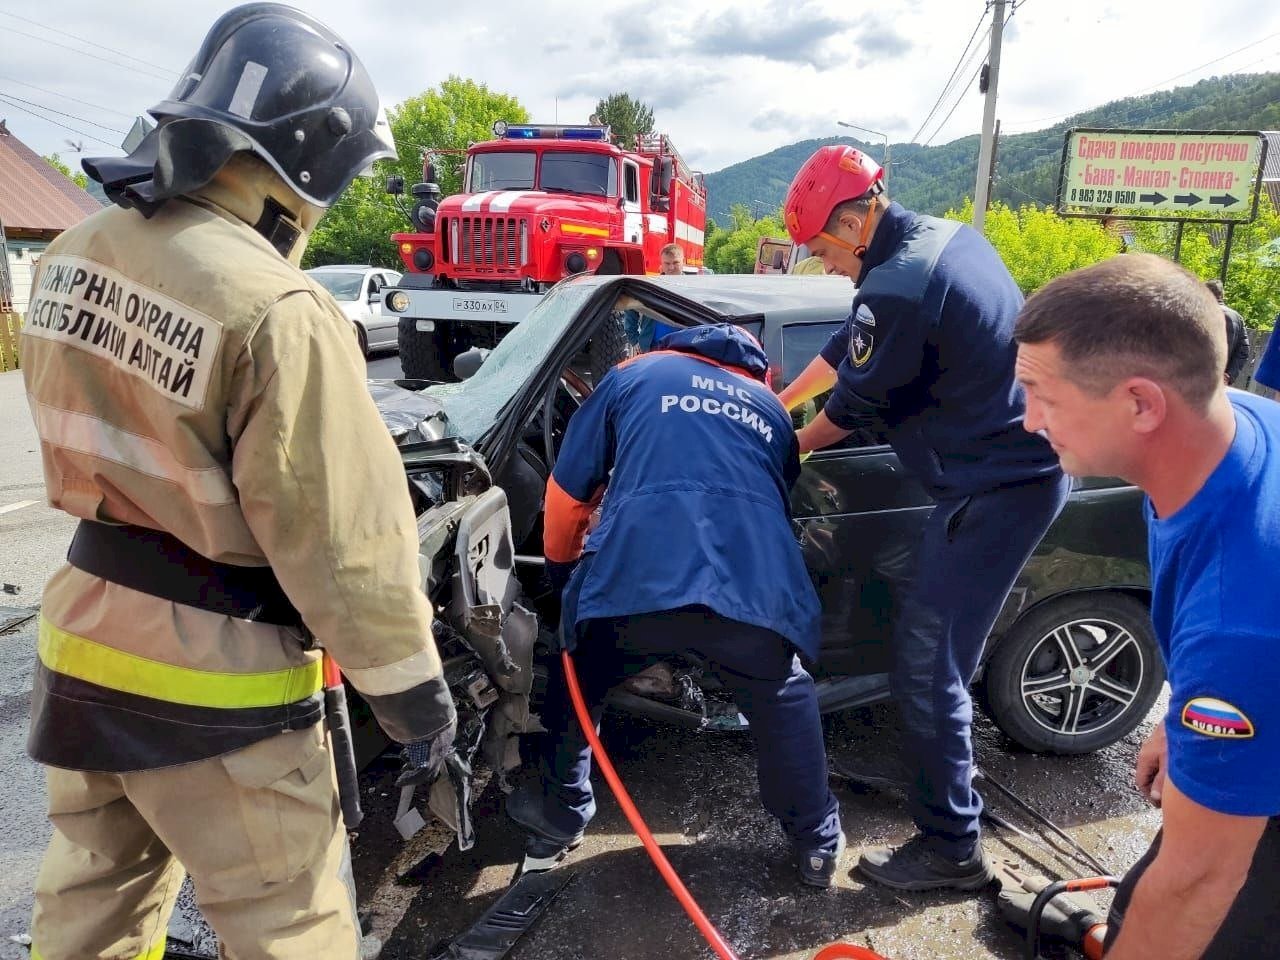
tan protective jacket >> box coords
[22,159,448,770]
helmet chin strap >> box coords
[816,197,879,258]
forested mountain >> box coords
[704,72,1280,225]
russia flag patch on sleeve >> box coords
[1181,697,1255,739]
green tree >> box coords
[304,77,529,268]
[43,154,89,190]
[945,199,1122,293]
[704,203,789,274]
[1127,194,1280,329]
[591,92,655,149]
[944,197,1280,331]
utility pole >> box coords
[972,0,1007,234]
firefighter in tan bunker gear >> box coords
[20,6,456,958]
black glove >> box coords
[546,559,578,595]
[395,721,457,788]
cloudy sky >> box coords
[3,0,1279,176]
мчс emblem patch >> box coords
[850,330,875,367]
[1181,697,1254,738]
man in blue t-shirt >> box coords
[1253,314,1279,396]
[1015,253,1280,959]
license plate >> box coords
[452,297,509,314]
[416,319,436,332]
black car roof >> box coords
[572,274,853,326]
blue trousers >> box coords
[534,608,842,850]
[889,471,1070,859]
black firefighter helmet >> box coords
[83,3,396,218]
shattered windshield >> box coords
[423,279,600,443]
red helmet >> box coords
[783,145,884,245]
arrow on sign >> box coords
[1210,193,1239,207]
[1174,193,1203,207]
[1139,192,1168,204]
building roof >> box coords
[1263,131,1280,182]
[0,120,103,234]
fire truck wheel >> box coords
[398,316,451,382]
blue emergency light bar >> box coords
[494,122,610,142]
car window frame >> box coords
[779,317,891,455]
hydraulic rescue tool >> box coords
[323,652,364,830]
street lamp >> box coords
[837,121,890,180]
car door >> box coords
[363,272,392,347]
[781,319,935,679]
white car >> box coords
[306,265,403,356]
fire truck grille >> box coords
[442,216,524,269]
[455,279,525,293]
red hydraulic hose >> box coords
[559,650,886,960]
[561,649,741,960]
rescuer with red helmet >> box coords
[777,144,1068,892]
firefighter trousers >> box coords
[30,723,362,960]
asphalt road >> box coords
[0,369,75,957]
[0,357,1164,960]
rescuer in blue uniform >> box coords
[1015,254,1280,959]
[778,145,1069,892]
[506,323,845,887]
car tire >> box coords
[398,316,450,381]
[355,322,369,358]
[981,592,1163,755]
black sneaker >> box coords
[797,830,846,888]
[856,834,995,891]
[506,784,585,871]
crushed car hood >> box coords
[367,379,453,445]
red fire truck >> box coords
[383,121,707,380]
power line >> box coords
[2,27,174,84]
[0,94,119,148]
[916,22,992,146]
[0,10,182,75]
[921,54,990,147]
[911,3,992,144]
[0,74,136,120]
[0,91,126,135]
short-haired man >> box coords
[624,244,686,354]
[1015,253,1280,959]
[1205,279,1250,385]
[659,242,685,274]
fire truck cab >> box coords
[384,122,707,381]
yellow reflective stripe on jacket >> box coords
[38,617,322,709]
[32,940,167,960]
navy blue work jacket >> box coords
[820,202,1059,499]
[544,324,822,660]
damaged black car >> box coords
[366,273,1160,854]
